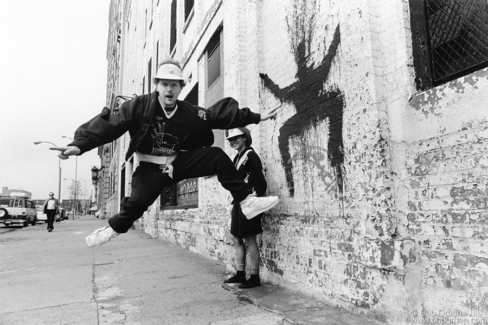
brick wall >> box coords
[111,0,488,322]
[403,68,488,320]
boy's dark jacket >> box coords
[69,92,261,161]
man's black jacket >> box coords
[69,92,261,161]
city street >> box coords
[0,216,288,324]
[0,216,379,325]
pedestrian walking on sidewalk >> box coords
[224,128,266,289]
[53,59,280,247]
[43,192,59,232]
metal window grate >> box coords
[425,0,488,84]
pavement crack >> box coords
[0,301,92,315]
[93,262,116,266]
[90,248,100,324]
[220,283,296,324]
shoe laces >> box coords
[250,196,269,207]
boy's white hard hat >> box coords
[226,128,245,139]
[226,127,252,146]
[155,63,184,80]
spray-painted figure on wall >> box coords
[260,3,344,197]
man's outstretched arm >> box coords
[50,146,81,160]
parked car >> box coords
[59,208,67,220]
[36,205,47,223]
[36,205,65,223]
[0,196,37,227]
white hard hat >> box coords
[226,127,252,146]
[154,63,184,80]
[226,128,245,139]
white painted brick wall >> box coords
[109,0,488,322]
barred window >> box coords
[409,0,488,90]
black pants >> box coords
[46,210,56,230]
[109,147,251,233]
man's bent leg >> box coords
[173,148,279,218]
[109,164,171,233]
[86,165,171,247]
[172,147,250,203]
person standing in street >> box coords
[53,59,280,247]
[43,192,59,232]
[224,127,267,289]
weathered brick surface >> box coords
[404,68,488,321]
[110,0,488,322]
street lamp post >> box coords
[33,141,62,201]
[91,166,105,216]
[79,178,87,215]
[62,136,77,219]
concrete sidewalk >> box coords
[0,215,382,325]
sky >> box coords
[0,0,110,201]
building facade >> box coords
[102,0,488,323]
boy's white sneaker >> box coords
[85,225,119,247]
[240,195,279,220]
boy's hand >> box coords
[50,146,81,160]
[260,106,279,121]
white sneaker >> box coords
[85,225,119,247]
[240,195,279,220]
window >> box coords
[109,171,114,196]
[206,33,221,87]
[170,0,177,53]
[120,165,126,199]
[148,58,152,93]
[203,29,224,148]
[156,41,159,69]
[185,0,194,21]
[186,81,199,105]
[149,0,154,30]
[0,199,10,207]
[111,169,117,196]
[409,0,488,90]
[145,9,147,39]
